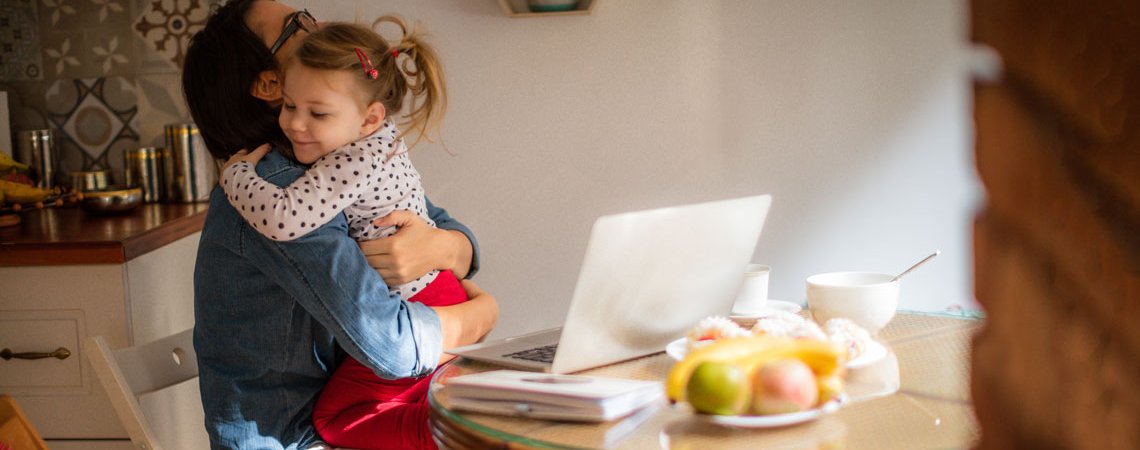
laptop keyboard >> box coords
[503,344,558,363]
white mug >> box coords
[731,264,770,315]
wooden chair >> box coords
[84,329,198,450]
[0,394,49,450]
[86,330,361,450]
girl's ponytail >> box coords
[374,15,447,149]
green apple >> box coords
[686,361,750,415]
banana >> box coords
[816,372,846,404]
[0,153,28,172]
[666,335,847,403]
[666,335,790,402]
[0,179,55,203]
[782,339,848,376]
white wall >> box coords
[300,0,980,338]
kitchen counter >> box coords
[0,203,208,266]
[1,202,207,444]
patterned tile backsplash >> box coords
[0,0,218,181]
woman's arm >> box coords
[244,199,444,379]
[425,197,479,279]
[223,150,443,379]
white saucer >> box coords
[665,338,688,361]
[845,340,888,368]
[730,300,803,319]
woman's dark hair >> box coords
[182,0,288,160]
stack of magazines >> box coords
[444,370,664,422]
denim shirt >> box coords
[194,150,479,449]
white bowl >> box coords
[806,272,899,335]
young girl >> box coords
[220,17,461,450]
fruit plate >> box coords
[665,338,887,369]
[698,395,845,428]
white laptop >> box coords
[447,194,772,374]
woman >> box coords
[183,1,498,448]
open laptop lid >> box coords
[549,195,772,373]
[446,195,772,373]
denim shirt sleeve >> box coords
[425,196,480,279]
[251,153,442,378]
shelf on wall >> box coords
[497,0,598,18]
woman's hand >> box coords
[360,210,472,285]
[433,280,499,358]
[222,143,271,172]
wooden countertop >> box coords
[0,203,208,266]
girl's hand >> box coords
[222,143,272,172]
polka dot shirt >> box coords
[221,120,439,298]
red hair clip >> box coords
[391,48,400,59]
[354,47,378,80]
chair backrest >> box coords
[84,329,198,450]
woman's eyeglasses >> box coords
[269,9,318,55]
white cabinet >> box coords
[0,232,207,449]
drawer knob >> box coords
[0,347,72,361]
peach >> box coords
[750,358,819,415]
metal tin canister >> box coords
[69,170,110,193]
[16,129,56,189]
[163,123,217,203]
[124,147,165,203]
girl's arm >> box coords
[220,145,377,241]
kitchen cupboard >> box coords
[0,204,208,449]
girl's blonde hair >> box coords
[292,16,446,148]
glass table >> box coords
[429,311,981,449]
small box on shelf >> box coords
[497,0,598,18]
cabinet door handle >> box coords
[0,347,72,361]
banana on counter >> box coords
[0,153,29,172]
[0,179,57,204]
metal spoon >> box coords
[892,250,941,282]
